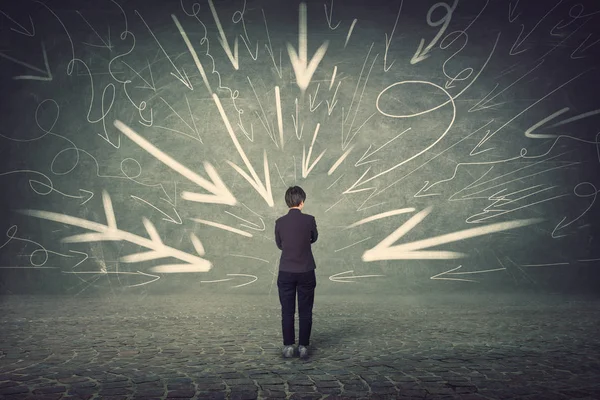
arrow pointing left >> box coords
[0,42,52,81]
[329,270,384,283]
[362,207,542,262]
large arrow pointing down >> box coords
[113,120,236,206]
[287,2,329,92]
[362,207,542,262]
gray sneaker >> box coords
[298,345,309,359]
[282,345,294,358]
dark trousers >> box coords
[277,270,316,346]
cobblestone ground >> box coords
[1,293,599,400]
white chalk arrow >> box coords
[62,270,161,287]
[287,2,329,92]
[131,195,182,224]
[0,10,35,36]
[136,10,193,90]
[201,273,258,288]
[410,0,458,64]
[212,94,274,207]
[362,207,542,262]
[329,270,384,283]
[302,123,326,178]
[208,0,240,70]
[430,265,506,283]
[355,128,411,167]
[113,120,236,206]
[0,42,52,81]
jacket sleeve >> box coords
[275,221,282,250]
[310,216,318,243]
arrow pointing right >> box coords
[113,120,237,206]
[0,42,52,81]
[0,10,35,36]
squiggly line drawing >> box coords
[174,11,253,139]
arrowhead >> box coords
[180,161,237,206]
[98,132,121,149]
[430,265,478,282]
[126,271,161,287]
[469,129,494,156]
[10,15,35,36]
[354,145,379,167]
[343,167,376,195]
[114,120,237,206]
[162,208,182,224]
[79,189,94,205]
[170,69,193,90]
[410,39,430,64]
[209,0,240,70]
[413,181,439,198]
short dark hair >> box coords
[285,186,306,208]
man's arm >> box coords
[275,221,282,250]
[310,216,318,243]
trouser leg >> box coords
[297,270,316,346]
[277,271,297,346]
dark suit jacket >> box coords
[275,209,318,272]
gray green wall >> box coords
[1,0,599,295]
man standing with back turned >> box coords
[275,186,318,359]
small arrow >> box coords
[201,273,258,288]
[131,195,182,224]
[308,83,323,112]
[62,270,161,287]
[510,0,563,55]
[362,207,542,262]
[551,182,598,239]
[355,128,411,167]
[79,190,94,205]
[208,0,240,70]
[212,93,274,207]
[329,270,384,283]
[287,2,329,92]
[302,123,326,178]
[410,0,458,64]
[136,10,193,90]
[469,60,544,113]
[571,33,600,59]
[430,265,506,283]
[0,42,52,81]
[0,10,35,36]
[525,107,600,140]
[508,0,521,22]
[414,181,440,198]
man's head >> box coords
[285,186,306,209]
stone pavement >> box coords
[0,293,599,400]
